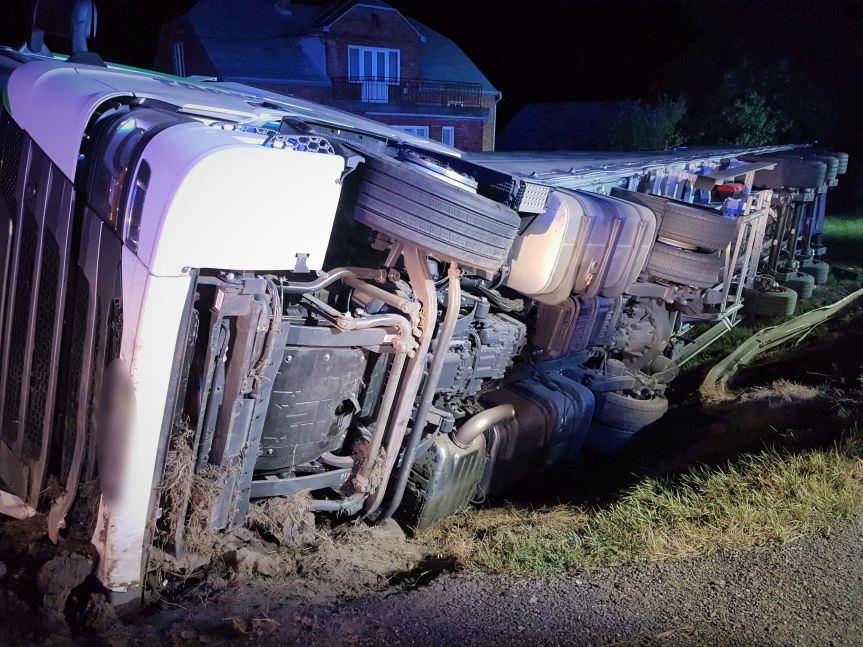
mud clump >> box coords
[351,439,387,494]
[245,493,316,547]
[36,554,92,617]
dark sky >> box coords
[2,1,862,136]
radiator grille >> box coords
[23,234,60,458]
[3,210,38,444]
[0,111,22,214]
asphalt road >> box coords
[126,519,863,646]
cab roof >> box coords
[2,53,456,180]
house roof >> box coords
[498,101,639,151]
[173,0,498,92]
[182,0,329,83]
[408,18,498,94]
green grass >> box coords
[427,428,863,574]
[823,215,863,242]
[823,214,863,267]
[682,214,863,373]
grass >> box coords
[421,214,863,576]
[681,213,863,373]
[426,428,863,575]
[822,214,863,268]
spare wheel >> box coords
[346,151,520,272]
[646,243,723,288]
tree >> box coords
[605,97,687,151]
[718,91,788,146]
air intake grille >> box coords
[23,235,60,459]
[0,111,22,214]
[2,211,38,444]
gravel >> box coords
[125,519,863,646]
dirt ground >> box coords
[1,298,862,646]
[116,518,863,646]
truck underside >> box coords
[0,49,849,601]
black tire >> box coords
[781,271,815,299]
[646,243,723,288]
[594,390,669,432]
[611,188,737,251]
[742,285,798,318]
[347,152,520,272]
[832,152,849,175]
[743,155,826,190]
[800,259,830,284]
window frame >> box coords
[441,126,455,147]
[347,45,400,84]
[389,125,430,139]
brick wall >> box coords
[364,115,485,151]
[325,7,421,80]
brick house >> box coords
[155,0,501,151]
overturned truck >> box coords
[0,52,848,601]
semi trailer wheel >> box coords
[346,151,520,272]
[781,271,815,299]
[800,259,830,284]
[611,188,738,251]
[594,390,669,432]
[646,243,723,288]
[742,285,798,318]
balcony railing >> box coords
[331,77,483,107]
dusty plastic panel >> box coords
[588,296,624,347]
[257,346,366,472]
[397,433,486,531]
[533,297,580,359]
[533,294,623,359]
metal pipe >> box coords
[281,267,387,294]
[309,493,363,513]
[381,262,461,519]
[357,351,406,483]
[343,276,420,321]
[451,404,516,449]
[363,247,438,518]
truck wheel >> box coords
[646,243,723,288]
[742,285,798,318]
[781,271,815,299]
[594,390,668,432]
[611,188,738,251]
[346,152,520,272]
[800,259,830,284]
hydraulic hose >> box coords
[281,267,387,294]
